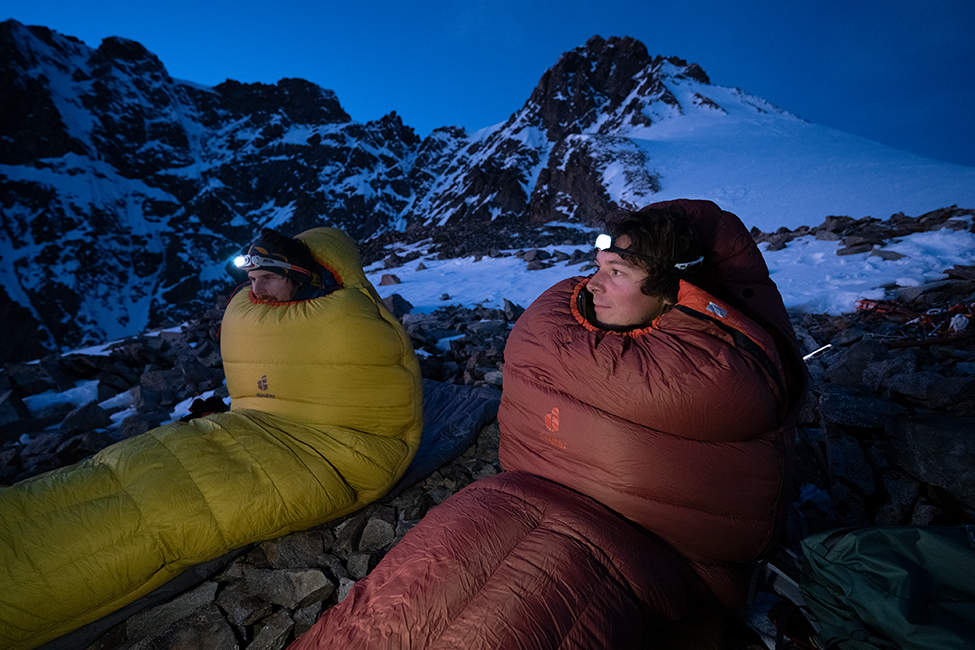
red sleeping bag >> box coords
[290,471,713,649]
[499,200,804,605]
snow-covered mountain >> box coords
[2,22,974,362]
[1,20,420,361]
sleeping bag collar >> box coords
[571,280,660,336]
[572,277,785,390]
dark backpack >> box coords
[800,525,975,649]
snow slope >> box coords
[600,69,975,230]
[365,223,975,316]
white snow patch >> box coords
[367,226,975,318]
[23,380,99,415]
[167,389,222,423]
[542,221,597,232]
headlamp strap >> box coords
[234,254,312,276]
[594,233,704,271]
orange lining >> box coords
[675,282,781,367]
[312,254,343,287]
[568,278,782,358]
[568,279,657,338]
[248,292,298,306]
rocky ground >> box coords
[2,206,974,648]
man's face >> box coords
[248,269,297,302]
[587,235,666,328]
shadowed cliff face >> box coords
[525,35,656,140]
[0,20,423,360]
[3,21,711,360]
[5,18,970,361]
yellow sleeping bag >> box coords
[0,228,422,649]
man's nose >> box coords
[588,272,603,293]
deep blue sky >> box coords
[7,0,975,165]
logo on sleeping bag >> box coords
[540,407,567,449]
[544,407,559,432]
[256,375,275,398]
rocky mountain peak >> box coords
[521,35,712,141]
[362,111,421,160]
[524,35,653,140]
[0,19,81,59]
[214,77,350,124]
[367,111,419,141]
[0,21,88,164]
[86,35,173,93]
[91,35,157,63]
[669,57,710,84]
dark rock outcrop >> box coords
[4,20,739,362]
[0,20,422,360]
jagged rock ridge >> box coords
[4,21,971,362]
[1,21,749,360]
[1,20,419,360]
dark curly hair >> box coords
[603,204,703,304]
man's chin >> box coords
[593,309,618,328]
[594,314,641,332]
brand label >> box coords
[256,375,275,398]
[544,407,560,432]
[539,407,567,449]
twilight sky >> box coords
[7,0,975,166]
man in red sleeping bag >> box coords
[290,200,806,649]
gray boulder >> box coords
[247,610,293,650]
[358,517,396,553]
[260,531,326,570]
[826,432,876,497]
[244,568,335,609]
[59,401,112,435]
[382,293,414,319]
[130,604,237,650]
[215,580,273,627]
[126,581,219,643]
[819,390,901,430]
[886,415,975,511]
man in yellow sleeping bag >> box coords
[0,227,423,649]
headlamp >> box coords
[593,233,704,271]
[593,233,653,263]
[233,253,311,276]
[593,233,614,251]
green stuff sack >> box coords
[800,525,975,650]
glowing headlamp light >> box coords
[593,233,614,251]
[593,233,704,271]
